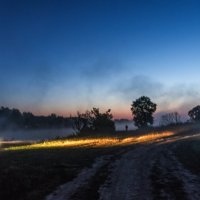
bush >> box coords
[72,108,115,134]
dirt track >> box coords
[46,134,200,200]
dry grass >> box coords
[4,131,174,151]
[136,131,173,142]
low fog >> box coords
[0,128,74,141]
[0,121,136,142]
[115,121,136,131]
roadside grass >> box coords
[0,146,120,200]
[0,130,174,200]
[175,137,200,175]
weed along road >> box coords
[46,131,200,200]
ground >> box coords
[1,125,200,200]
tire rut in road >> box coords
[150,156,188,200]
[71,157,113,200]
[150,143,200,200]
[99,145,156,200]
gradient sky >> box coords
[1,0,200,119]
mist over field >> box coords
[114,121,136,131]
[0,128,74,141]
[0,121,136,141]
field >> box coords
[175,139,200,175]
[1,125,200,200]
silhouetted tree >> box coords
[72,108,115,134]
[23,112,35,128]
[188,105,200,122]
[91,108,115,132]
[10,109,23,127]
[0,107,11,129]
[159,112,181,126]
[72,112,90,133]
[131,96,157,128]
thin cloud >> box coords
[113,75,164,100]
[81,58,124,82]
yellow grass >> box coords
[4,131,174,151]
[136,131,173,142]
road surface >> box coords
[46,133,200,200]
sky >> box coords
[0,0,200,120]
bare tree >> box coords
[71,112,90,134]
[159,112,181,126]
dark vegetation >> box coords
[0,146,119,200]
[72,107,115,135]
[0,106,72,130]
[175,138,200,176]
[188,105,200,122]
[131,96,157,128]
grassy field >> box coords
[0,128,183,200]
[0,142,119,200]
[175,137,200,176]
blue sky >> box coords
[0,0,200,119]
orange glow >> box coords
[136,131,173,142]
[5,131,174,151]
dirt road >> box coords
[46,134,200,200]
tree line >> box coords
[1,96,200,132]
[0,107,72,130]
